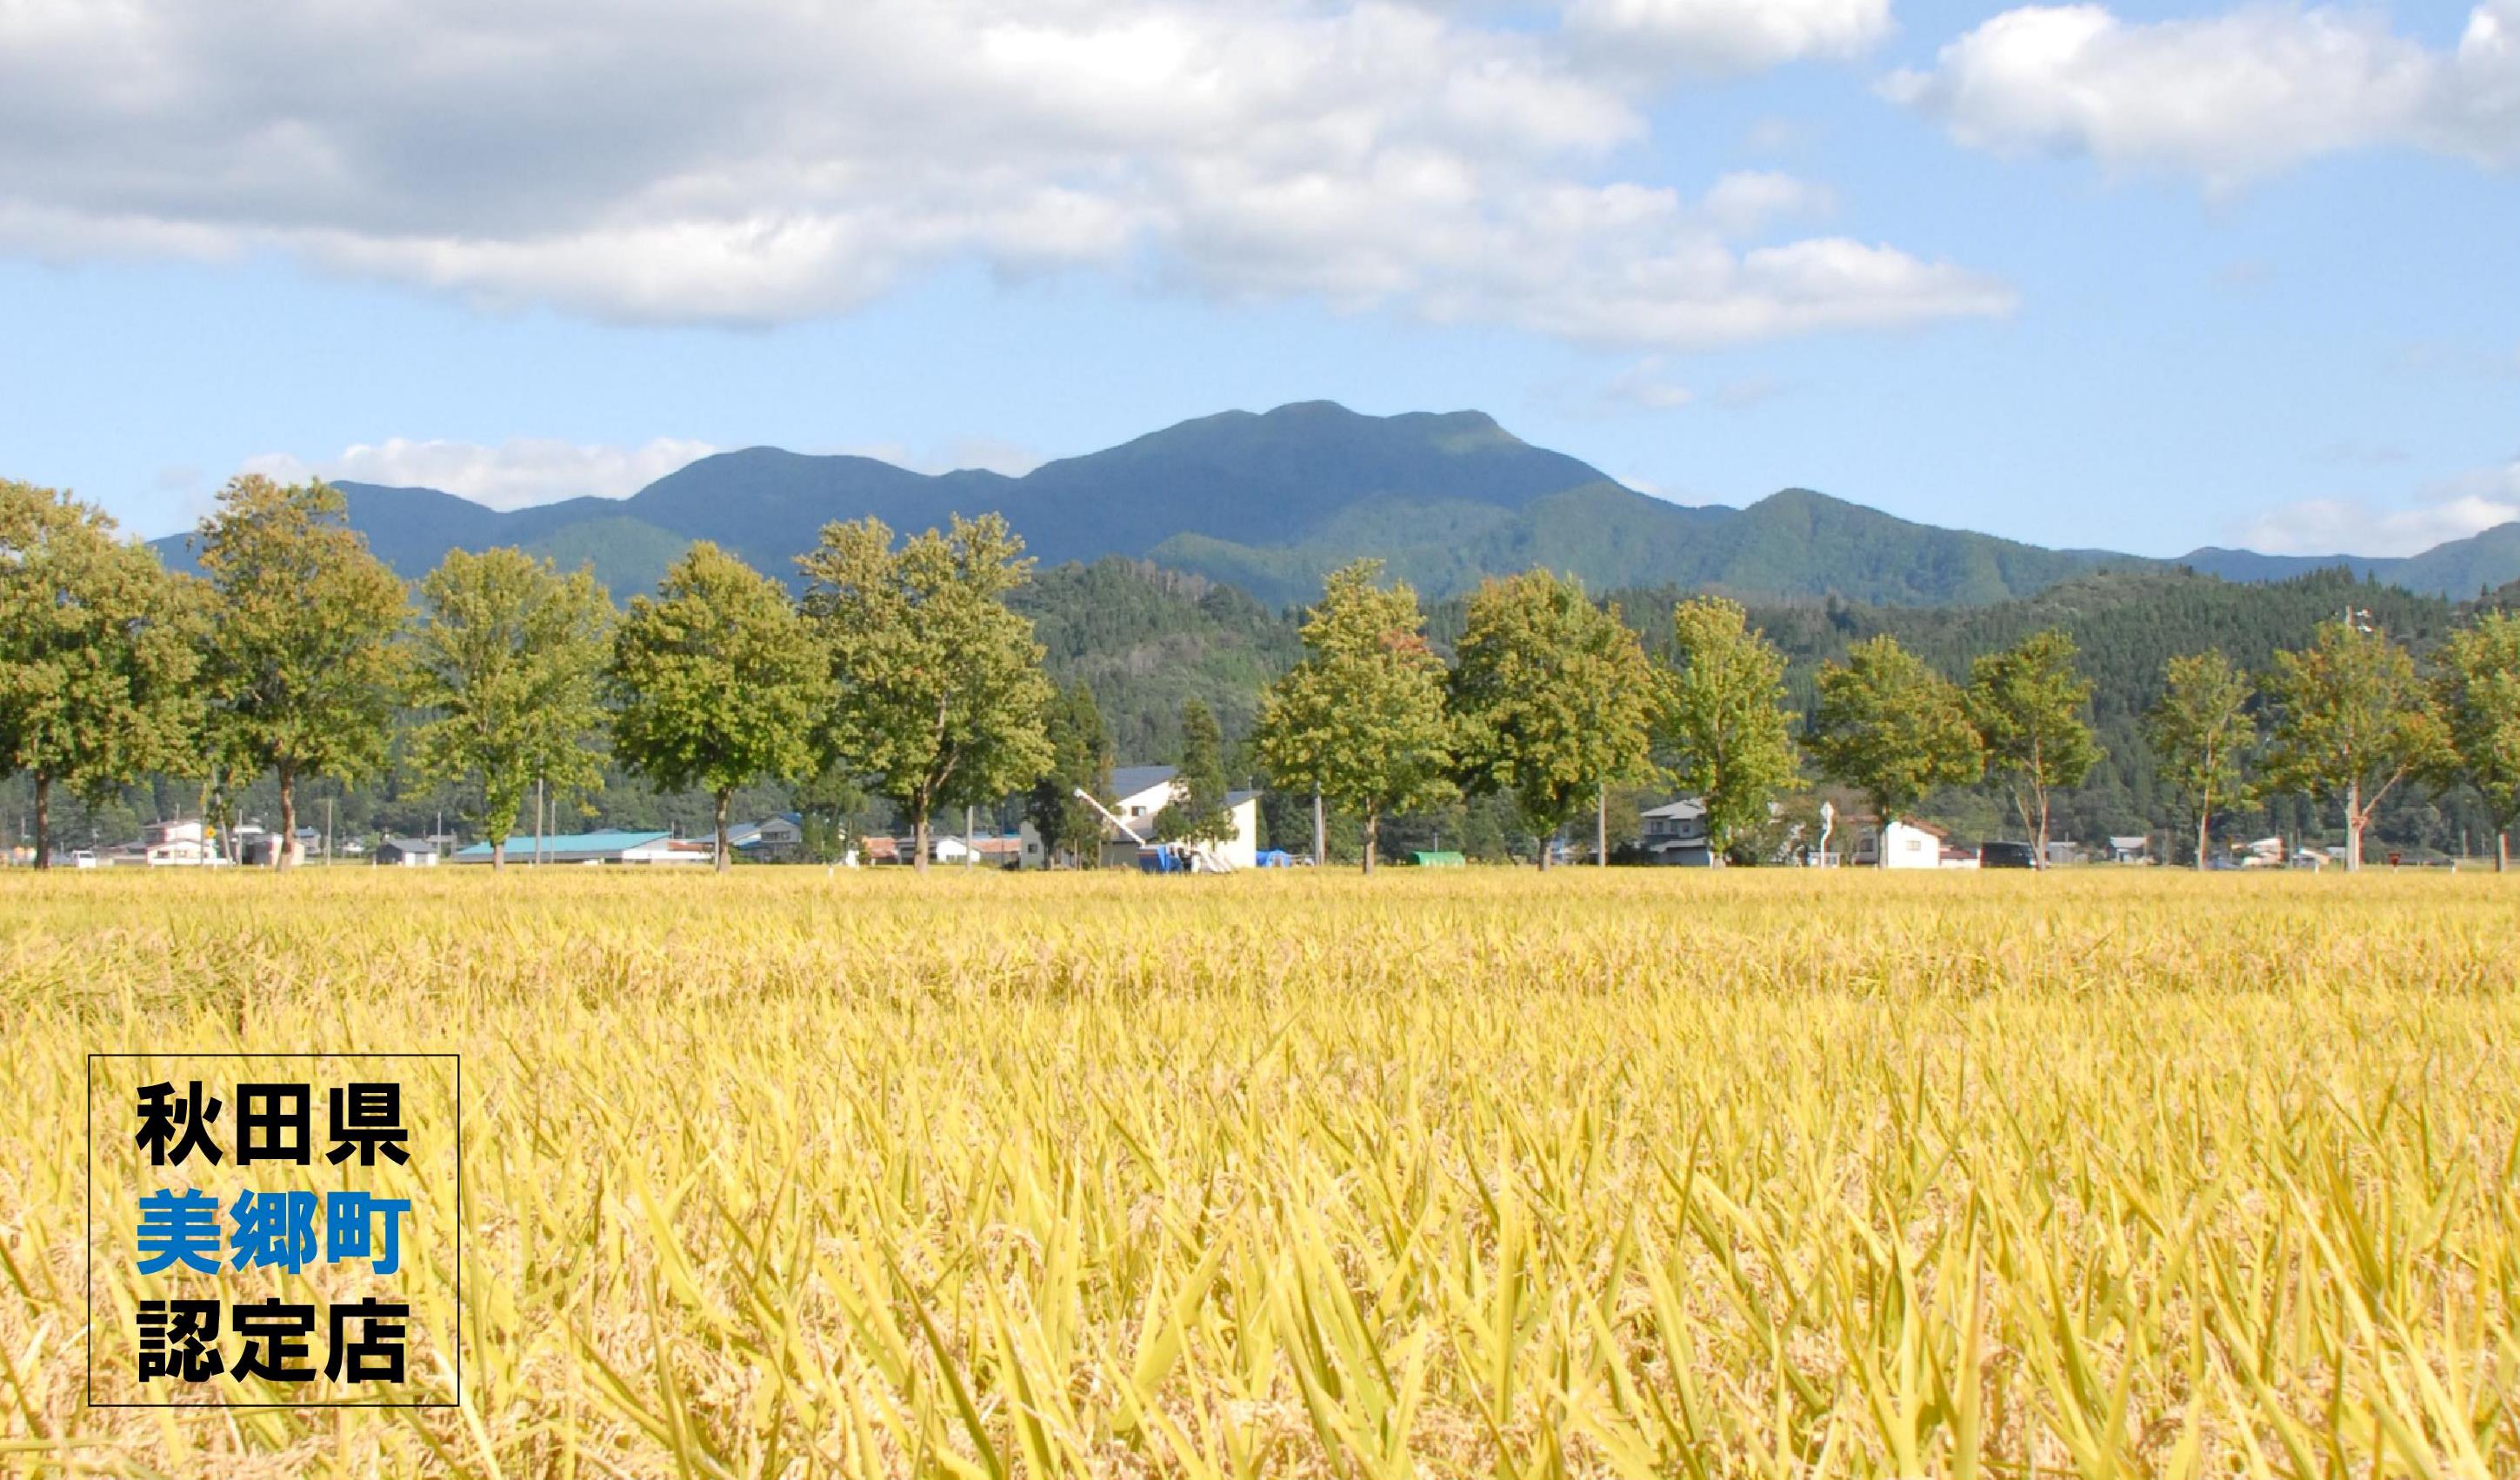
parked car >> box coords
[1977,841,2038,870]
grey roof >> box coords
[1110,764,1181,800]
[1639,797,1706,819]
[379,837,438,853]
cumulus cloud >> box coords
[243,437,717,509]
[1602,356,1697,409]
[0,0,2007,349]
[2227,459,2520,556]
[1567,0,1893,74]
[1883,1,2520,188]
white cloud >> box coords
[1883,1,2520,188]
[242,437,717,509]
[1569,0,1893,74]
[0,0,2008,349]
[1700,170,1836,236]
[1603,356,1697,409]
[2227,459,2520,556]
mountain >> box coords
[146,401,2520,604]
[2175,522,2520,599]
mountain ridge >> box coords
[145,401,2520,605]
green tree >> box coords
[609,543,824,871]
[2433,611,2520,870]
[1157,697,1237,845]
[2147,650,2257,870]
[1027,680,1114,867]
[1660,595,1800,860]
[1967,630,2102,858]
[194,476,408,868]
[408,548,614,869]
[1254,559,1453,873]
[0,481,203,866]
[2262,619,2453,871]
[1805,635,1983,860]
[791,760,875,864]
[1448,570,1657,869]
[799,513,1054,873]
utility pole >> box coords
[325,794,334,865]
[1311,790,1325,865]
[535,776,545,867]
[1597,783,1608,868]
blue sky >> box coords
[2,0,2513,557]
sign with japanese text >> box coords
[86,1053,460,1408]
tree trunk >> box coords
[2195,810,2210,873]
[2034,790,2050,864]
[1597,785,1608,868]
[1362,804,1377,875]
[277,764,297,870]
[913,806,930,875]
[2497,829,2508,874]
[714,789,731,874]
[1311,790,1325,865]
[2343,779,2363,872]
[1537,829,1551,870]
[492,840,506,870]
[32,773,50,870]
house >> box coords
[2107,835,2150,865]
[621,836,716,864]
[453,830,712,865]
[931,834,1023,866]
[730,812,806,861]
[736,817,806,862]
[1638,797,1714,866]
[2237,837,2286,868]
[372,837,439,867]
[1020,763,1262,870]
[238,830,304,868]
[1852,818,1948,870]
[112,819,227,867]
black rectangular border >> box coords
[86,1051,463,1410]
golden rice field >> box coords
[3,869,2517,1478]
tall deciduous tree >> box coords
[1157,697,1237,845]
[1448,570,1657,869]
[0,481,203,867]
[408,548,614,869]
[1805,634,1982,861]
[799,513,1054,873]
[1254,559,1452,873]
[2432,611,2520,871]
[2147,650,2257,870]
[609,542,824,871]
[1027,680,1114,867]
[1660,595,1799,860]
[2262,619,2453,871]
[1968,630,2102,859]
[194,476,408,868]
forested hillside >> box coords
[7,556,2504,862]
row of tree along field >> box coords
[6,476,2517,871]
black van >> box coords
[1978,841,2038,870]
